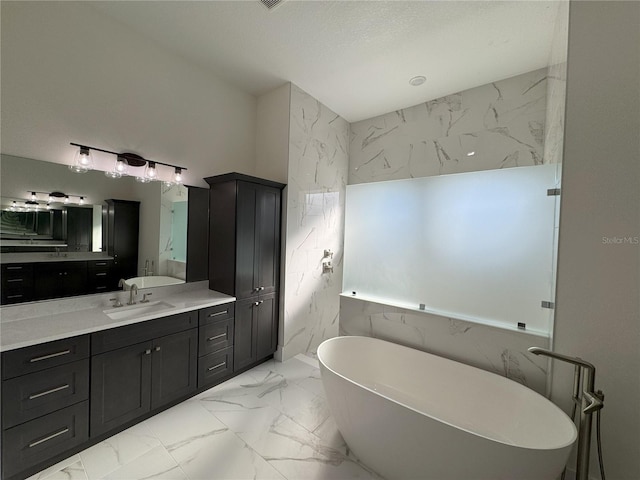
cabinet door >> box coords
[150,329,198,410]
[255,293,278,361]
[90,341,152,437]
[33,262,87,300]
[235,182,258,299]
[254,186,281,296]
[236,182,281,299]
[233,298,257,371]
[66,207,93,252]
[233,294,277,371]
[105,200,140,281]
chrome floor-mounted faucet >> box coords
[528,347,604,480]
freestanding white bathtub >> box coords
[318,336,576,480]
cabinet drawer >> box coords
[2,401,89,479]
[87,259,113,270]
[2,359,90,429]
[2,263,34,287]
[198,303,234,325]
[198,348,233,388]
[91,311,197,355]
[2,336,90,380]
[199,318,234,356]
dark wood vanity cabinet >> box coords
[103,199,140,281]
[234,293,278,371]
[33,261,88,300]
[0,302,237,479]
[1,335,90,480]
[90,311,198,437]
[205,173,284,372]
[1,263,34,304]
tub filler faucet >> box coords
[528,347,604,480]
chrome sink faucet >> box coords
[528,347,604,480]
[127,283,139,305]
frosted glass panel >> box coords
[171,201,188,262]
[343,165,558,334]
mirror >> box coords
[0,154,198,303]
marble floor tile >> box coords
[25,357,380,480]
[101,446,186,480]
[213,405,284,434]
[240,414,378,480]
[169,429,285,480]
[79,423,162,480]
[139,400,228,450]
[25,456,86,480]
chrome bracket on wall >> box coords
[322,249,334,274]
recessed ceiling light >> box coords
[409,76,426,86]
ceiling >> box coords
[91,0,561,123]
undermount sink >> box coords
[104,301,176,320]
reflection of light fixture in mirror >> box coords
[135,175,152,184]
[30,192,37,201]
[172,167,183,184]
[64,196,70,204]
[69,145,93,173]
[11,201,17,210]
[79,197,85,205]
[145,161,158,180]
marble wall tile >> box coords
[339,295,550,395]
[281,84,349,360]
[544,0,569,166]
[349,69,549,185]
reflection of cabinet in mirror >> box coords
[66,207,93,252]
[103,200,140,283]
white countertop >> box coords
[1,252,114,264]
[0,286,235,352]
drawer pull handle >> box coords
[208,310,227,318]
[95,286,107,290]
[30,349,71,363]
[95,272,107,276]
[29,384,70,400]
[208,362,226,371]
[95,262,107,266]
[6,266,23,270]
[154,346,161,352]
[7,278,24,283]
[144,349,152,355]
[254,300,264,306]
[207,333,227,342]
[7,294,24,299]
[28,428,69,448]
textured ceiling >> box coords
[91,1,561,122]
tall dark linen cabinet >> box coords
[204,173,284,372]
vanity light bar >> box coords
[70,143,187,184]
[24,191,87,205]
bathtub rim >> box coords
[317,335,577,451]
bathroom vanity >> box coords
[0,286,272,480]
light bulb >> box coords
[31,192,37,201]
[46,203,52,210]
[172,167,183,184]
[145,161,157,179]
[64,196,70,204]
[80,197,85,205]
[70,146,93,173]
[116,156,128,173]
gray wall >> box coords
[553,2,640,478]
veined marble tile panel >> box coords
[339,295,550,394]
[349,68,549,185]
[282,84,349,360]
